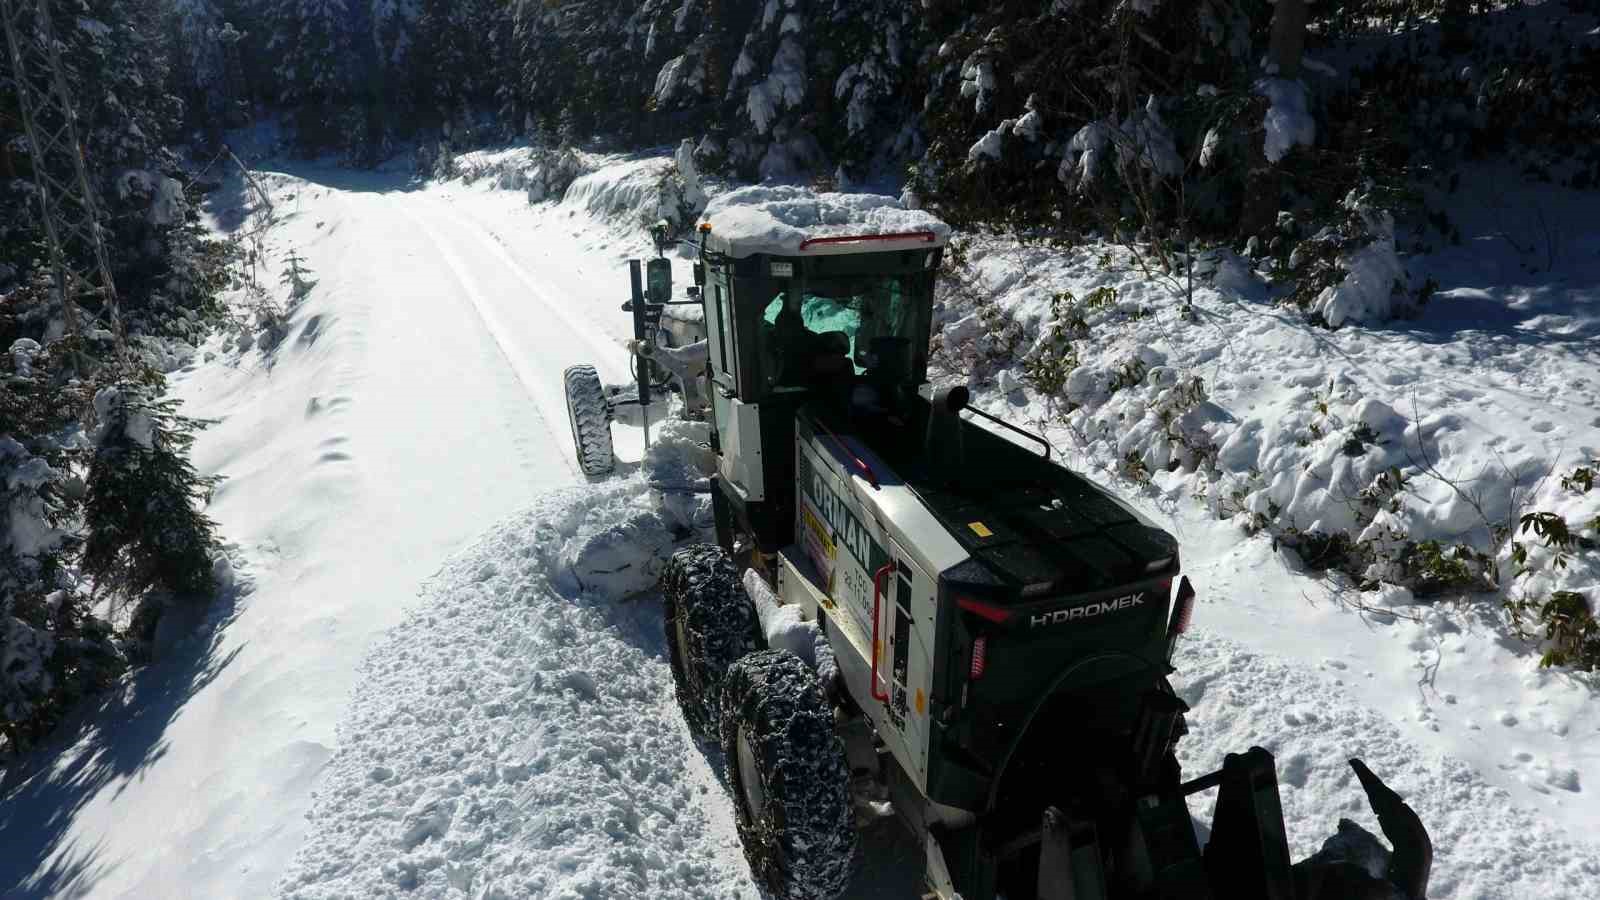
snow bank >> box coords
[1174,629,1600,897]
[562,148,707,233]
[447,144,710,236]
[449,147,592,204]
[278,422,755,899]
[700,185,950,258]
[931,161,1600,862]
[943,208,1594,599]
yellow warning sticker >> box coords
[801,501,837,600]
[968,521,994,538]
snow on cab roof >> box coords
[699,185,951,259]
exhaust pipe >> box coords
[926,385,968,481]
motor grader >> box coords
[562,202,1431,900]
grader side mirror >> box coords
[646,258,672,305]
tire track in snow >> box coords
[388,198,582,481]
[421,199,633,376]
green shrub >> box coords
[82,382,221,642]
[1507,591,1600,671]
[1022,290,1090,397]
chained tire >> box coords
[662,544,761,741]
[720,649,856,900]
[563,364,614,476]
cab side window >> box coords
[710,281,734,380]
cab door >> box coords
[706,272,766,501]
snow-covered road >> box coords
[0,164,653,898]
[3,156,1598,899]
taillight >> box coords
[1165,576,1196,659]
[957,595,1012,625]
[970,636,988,680]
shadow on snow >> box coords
[0,582,248,899]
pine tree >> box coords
[372,0,420,135]
[70,0,179,176]
[82,382,221,637]
[216,0,279,113]
[162,0,230,147]
[1,343,124,754]
[268,0,361,152]
[2,0,227,756]
[410,0,498,135]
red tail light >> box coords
[1170,576,1195,635]
[970,636,988,680]
[1165,576,1196,661]
[957,595,1013,624]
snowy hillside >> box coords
[935,159,1600,840]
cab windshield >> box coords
[760,272,927,391]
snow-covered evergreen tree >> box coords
[408,0,502,137]
[162,0,229,146]
[268,0,363,151]
[82,383,220,638]
[1,344,125,754]
[214,0,278,114]
[372,0,419,73]
[71,0,180,176]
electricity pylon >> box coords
[2,0,127,354]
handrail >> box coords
[870,561,898,703]
[965,405,1052,460]
[812,415,880,489]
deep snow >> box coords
[939,158,1600,846]
[275,422,763,899]
[2,145,1597,900]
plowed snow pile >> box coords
[278,423,760,899]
